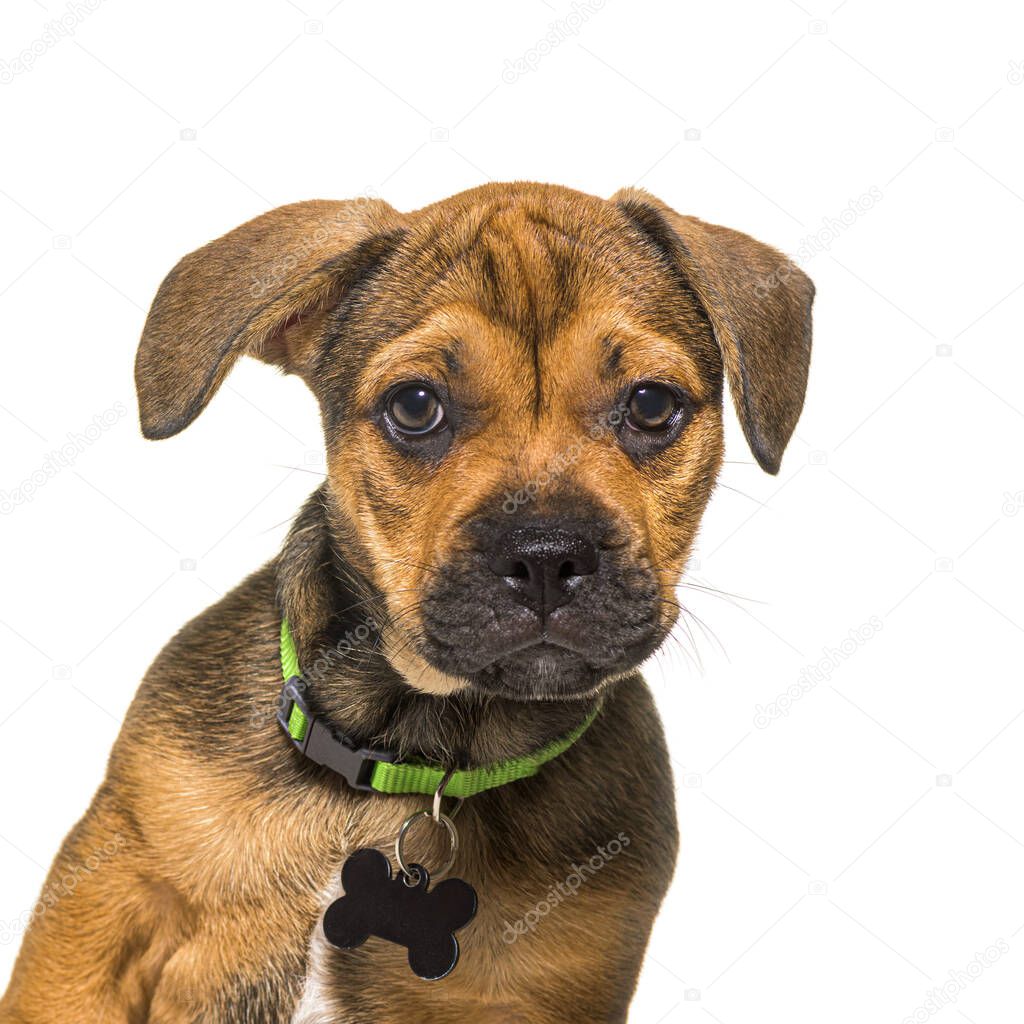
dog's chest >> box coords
[289,870,344,1023]
[285,846,594,1023]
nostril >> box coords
[560,545,599,578]
[487,525,600,613]
[487,553,529,578]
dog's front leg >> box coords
[0,788,188,1024]
[144,906,309,1024]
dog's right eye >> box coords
[386,384,446,435]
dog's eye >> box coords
[387,385,446,435]
[616,381,695,462]
[625,383,679,431]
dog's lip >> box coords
[417,624,593,675]
[416,618,664,701]
[496,631,590,658]
[419,606,664,674]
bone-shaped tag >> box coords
[323,847,477,980]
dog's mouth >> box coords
[413,568,667,701]
[474,637,661,700]
[381,507,671,700]
[418,624,663,701]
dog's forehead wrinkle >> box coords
[380,223,577,352]
[329,196,685,414]
[441,338,462,374]
[601,335,625,378]
[416,200,594,328]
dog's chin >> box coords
[385,624,621,699]
[420,631,664,702]
[468,643,609,701]
[408,598,669,700]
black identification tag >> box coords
[323,847,478,981]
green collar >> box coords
[277,619,599,798]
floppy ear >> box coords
[613,188,814,474]
[135,198,405,439]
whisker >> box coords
[715,481,770,508]
[375,556,442,577]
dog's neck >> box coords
[275,487,599,767]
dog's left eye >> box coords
[625,383,680,431]
[616,381,695,461]
[386,385,446,435]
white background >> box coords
[1,1,1023,1021]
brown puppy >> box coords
[0,182,812,1023]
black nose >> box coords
[487,526,599,615]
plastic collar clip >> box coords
[277,677,395,791]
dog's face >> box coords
[317,194,725,700]
[136,184,813,701]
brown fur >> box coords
[1,183,813,1023]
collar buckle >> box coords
[277,677,395,791]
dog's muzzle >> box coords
[418,509,664,700]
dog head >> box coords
[136,183,812,701]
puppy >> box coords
[0,183,812,1023]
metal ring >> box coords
[395,809,458,883]
[432,768,464,824]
